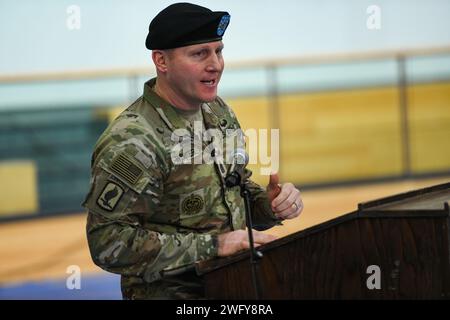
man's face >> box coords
[164,41,224,109]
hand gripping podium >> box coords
[195,182,450,299]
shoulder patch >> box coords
[134,150,154,169]
[97,182,124,211]
[110,153,143,185]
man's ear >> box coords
[152,50,168,73]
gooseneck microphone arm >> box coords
[225,149,263,300]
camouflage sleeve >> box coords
[86,196,218,283]
[84,118,217,282]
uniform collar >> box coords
[143,77,224,132]
[143,78,186,132]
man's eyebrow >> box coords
[189,44,224,52]
[188,46,208,52]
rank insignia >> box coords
[217,14,230,36]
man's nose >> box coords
[206,53,222,72]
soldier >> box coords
[83,2,303,299]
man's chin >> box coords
[201,94,217,103]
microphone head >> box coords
[232,148,249,166]
[226,148,249,187]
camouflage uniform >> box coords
[83,78,280,299]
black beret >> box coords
[146,2,230,50]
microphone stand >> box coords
[226,172,263,300]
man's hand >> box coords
[217,229,277,257]
[267,172,303,220]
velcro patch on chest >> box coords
[97,182,124,211]
[180,189,205,216]
[110,153,143,185]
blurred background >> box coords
[0,0,449,299]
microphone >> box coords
[225,148,249,188]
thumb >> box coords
[267,172,281,202]
[268,172,280,189]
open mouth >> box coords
[200,79,216,86]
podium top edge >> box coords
[358,181,450,211]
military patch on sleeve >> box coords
[97,182,124,211]
[110,153,143,185]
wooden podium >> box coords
[196,182,450,299]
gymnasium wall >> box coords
[0,0,449,221]
[1,49,449,220]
